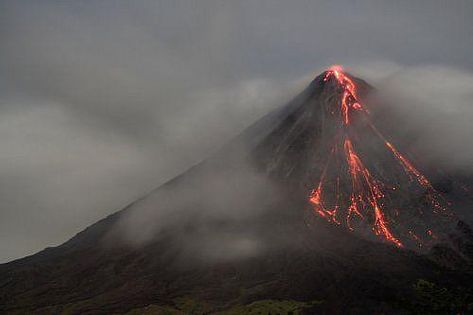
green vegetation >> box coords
[173,296,210,314]
[124,304,184,315]
[219,299,322,315]
[400,279,473,315]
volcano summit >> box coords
[306,66,452,249]
[1,66,473,314]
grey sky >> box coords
[1,0,472,262]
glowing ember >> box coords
[324,65,364,124]
[344,138,402,247]
[309,150,341,224]
[370,123,450,215]
[308,65,452,248]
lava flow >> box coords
[309,65,451,248]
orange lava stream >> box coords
[324,65,359,100]
[309,149,340,224]
[369,124,431,188]
[344,139,402,247]
[309,65,450,247]
[369,123,449,214]
[324,65,364,124]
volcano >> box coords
[274,65,453,249]
[1,66,473,314]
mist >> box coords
[358,64,473,173]
[106,157,285,262]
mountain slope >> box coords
[1,66,473,315]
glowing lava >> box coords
[369,120,450,215]
[309,150,341,224]
[344,139,402,247]
[324,65,364,124]
[309,65,451,248]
